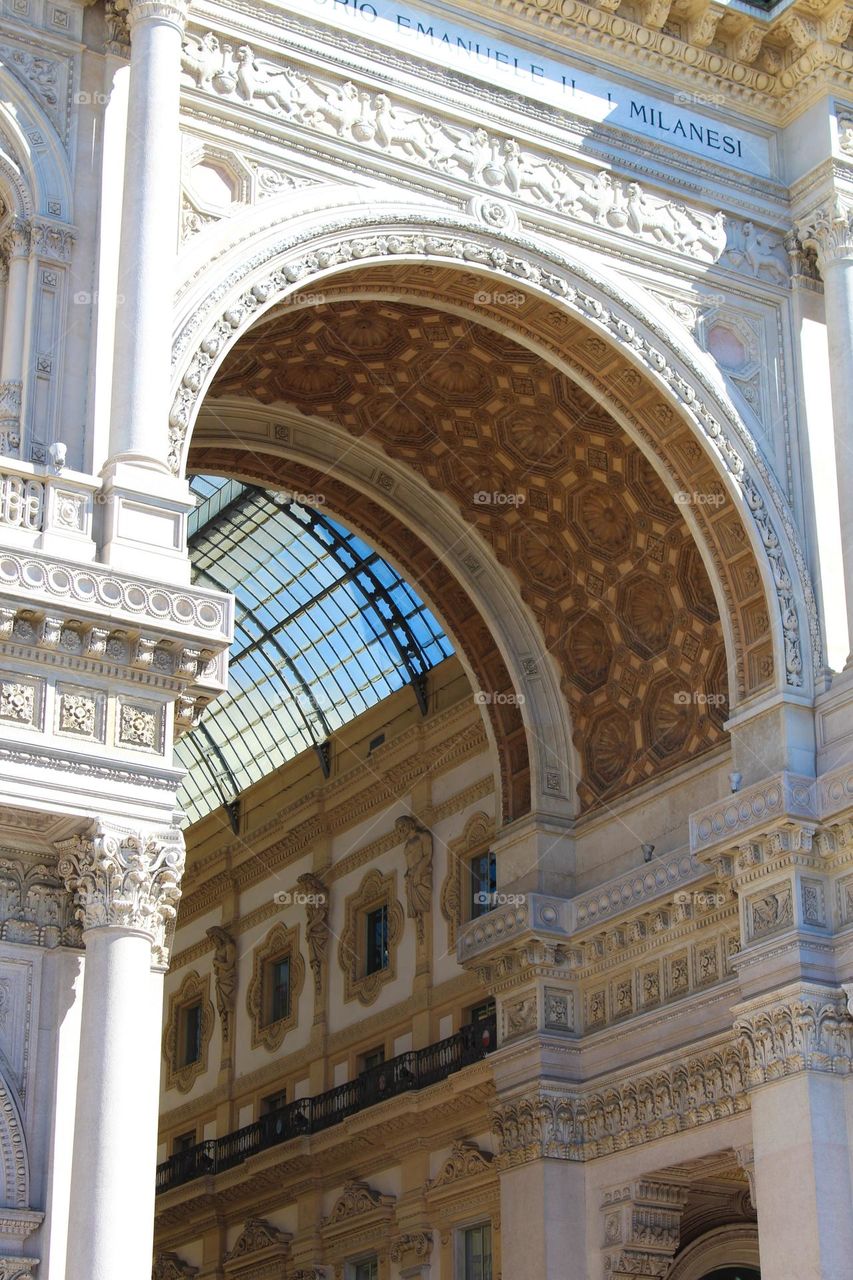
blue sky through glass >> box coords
[176,476,453,824]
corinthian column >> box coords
[107,0,187,472]
[57,822,185,1280]
[0,219,31,458]
[798,198,853,667]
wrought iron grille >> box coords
[156,1016,496,1194]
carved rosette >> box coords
[56,822,185,961]
[733,985,853,1085]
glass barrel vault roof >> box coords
[175,476,454,825]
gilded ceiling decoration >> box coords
[208,297,737,810]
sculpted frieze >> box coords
[179,31,783,277]
[493,1039,749,1163]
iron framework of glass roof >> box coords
[175,476,454,826]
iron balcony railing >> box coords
[156,1015,497,1194]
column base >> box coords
[97,458,195,585]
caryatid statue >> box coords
[397,816,433,943]
[297,872,329,995]
[206,926,238,1044]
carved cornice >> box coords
[733,984,853,1084]
[56,821,185,961]
[601,1177,690,1280]
[689,772,819,859]
[492,1036,750,1164]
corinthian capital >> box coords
[796,197,853,272]
[733,983,853,1085]
[56,821,185,961]
[124,0,190,33]
[1,219,30,261]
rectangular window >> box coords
[261,1089,287,1115]
[353,1260,378,1280]
[460,1223,492,1280]
[468,851,497,919]
[365,904,389,974]
[469,998,496,1025]
[360,1046,385,1073]
[178,1001,202,1067]
[264,954,291,1026]
[172,1130,197,1154]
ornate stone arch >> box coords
[666,1223,760,1280]
[0,1063,29,1209]
[169,202,820,712]
[0,66,73,219]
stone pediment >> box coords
[321,1179,396,1228]
[152,1255,198,1280]
[426,1139,494,1191]
[223,1218,292,1274]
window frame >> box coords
[467,849,497,920]
[455,1220,493,1280]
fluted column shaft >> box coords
[107,0,187,470]
[58,823,184,1280]
[0,220,31,453]
[799,200,853,666]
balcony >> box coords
[156,1016,497,1194]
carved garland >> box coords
[162,970,214,1094]
[246,921,305,1052]
[337,869,404,1006]
[169,215,819,688]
